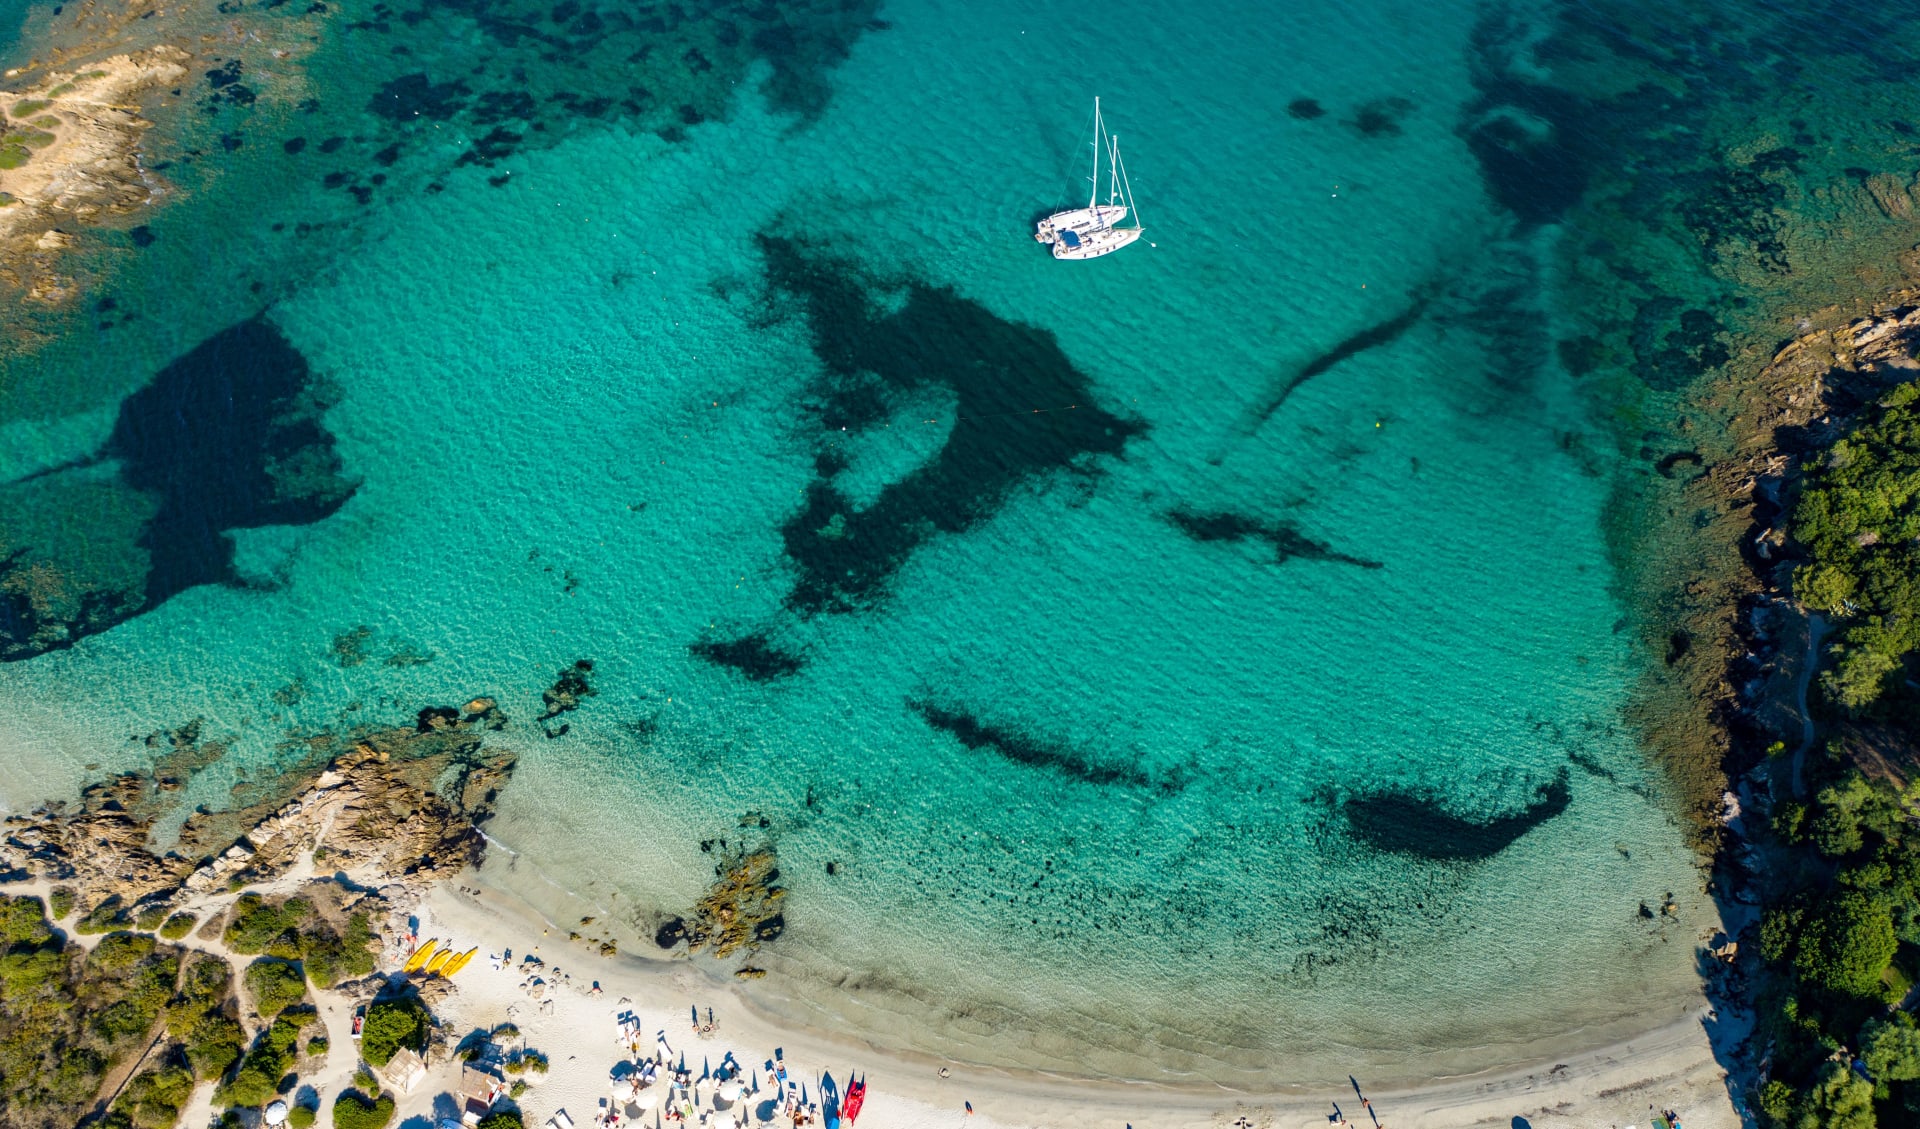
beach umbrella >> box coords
[635,1091,659,1112]
[263,1101,289,1127]
[717,1082,745,1103]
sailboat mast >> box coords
[1115,142,1140,229]
[1088,96,1102,208]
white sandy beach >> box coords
[406,873,1748,1129]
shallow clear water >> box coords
[10,0,1875,1087]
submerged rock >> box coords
[680,843,786,959]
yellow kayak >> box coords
[441,947,478,976]
[403,939,440,972]
[424,947,456,974]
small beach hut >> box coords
[460,1065,503,1111]
[381,1047,429,1094]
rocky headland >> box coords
[0,48,187,305]
[2,697,515,924]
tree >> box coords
[330,1090,395,1129]
[1796,891,1898,999]
[359,999,426,1067]
[1792,1060,1875,1129]
[1864,1016,1920,1082]
[476,1112,525,1129]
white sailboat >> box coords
[1035,97,1144,261]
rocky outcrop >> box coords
[0,49,189,306]
[2,699,516,909]
[1709,294,1920,529]
[674,842,786,959]
[1,775,196,905]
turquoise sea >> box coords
[8,0,1920,1089]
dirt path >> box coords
[1791,612,1830,797]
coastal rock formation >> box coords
[674,842,786,959]
[0,775,197,905]
[2,699,516,910]
[0,49,189,305]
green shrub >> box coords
[306,1035,329,1056]
[85,934,176,1046]
[353,1069,377,1093]
[47,887,74,919]
[302,913,376,988]
[182,1012,245,1080]
[0,142,28,170]
[216,1018,303,1109]
[1796,1059,1876,1129]
[0,895,51,945]
[134,904,169,931]
[508,1080,527,1099]
[475,1111,524,1129]
[160,913,197,941]
[224,895,310,955]
[1791,381,1920,710]
[331,1090,394,1129]
[216,1059,280,1108]
[9,99,48,117]
[76,897,130,935]
[114,1064,194,1129]
[359,998,427,1067]
[244,959,308,1018]
[289,1105,317,1129]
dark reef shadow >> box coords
[908,698,1169,792]
[0,317,355,661]
[1215,285,1438,464]
[1167,508,1383,569]
[1338,769,1572,861]
[755,232,1144,615]
[690,630,805,682]
[108,317,357,604]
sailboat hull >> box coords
[1035,204,1127,244]
[1051,225,1143,260]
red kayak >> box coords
[843,1078,866,1124]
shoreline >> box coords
[433,855,1745,1128]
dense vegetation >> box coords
[359,998,427,1067]
[243,959,308,1018]
[0,883,395,1129]
[222,894,375,988]
[167,953,245,1082]
[1758,764,1920,1126]
[330,1087,395,1129]
[0,895,185,1129]
[1791,382,1920,711]
[217,1012,312,1108]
